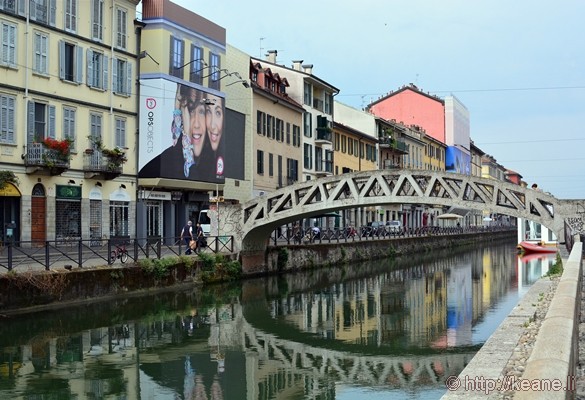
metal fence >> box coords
[0,235,234,272]
[271,225,516,246]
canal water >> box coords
[0,242,557,399]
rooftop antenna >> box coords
[259,37,266,58]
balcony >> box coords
[315,127,332,144]
[83,150,124,179]
[25,143,70,175]
[383,159,402,170]
[379,136,408,153]
[315,160,333,177]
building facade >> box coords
[0,0,139,244]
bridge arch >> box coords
[218,170,584,265]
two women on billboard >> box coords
[140,82,225,183]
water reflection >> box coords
[0,243,552,399]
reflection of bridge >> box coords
[216,170,585,270]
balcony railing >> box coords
[83,150,123,179]
[383,160,401,169]
[315,127,332,143]
[379,136,408,153]
[315,160,333,175]
[25,143,70,175]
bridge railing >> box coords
[271,225,515,246]
[0,235,234,272]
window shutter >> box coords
[49,0,56,26]
[6,96,14,143]
[126,62,132,96]
[86,49,93,86]
[102,54,108,90]
[168,36,174,75]
[48,105,56,138]
[17,0,25,16]
[75,45,83,83]
[27,101,35,144]
[111,57,118,92]
[58,40,65,80]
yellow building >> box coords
[249,58,304,196]
[0,0,139,244]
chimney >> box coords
[302,64,313,74]
[291,60,304,71]
[265,50,277,63]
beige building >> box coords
[0,0,139,244]
[249,58,304,196]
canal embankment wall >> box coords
[0,230,515,312]
[264,230,515,274]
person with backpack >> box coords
[181,221,194,255]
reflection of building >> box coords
[0,0,139,243]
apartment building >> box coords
[254,51,339,183]
[0,0,139,244]
[248,58,304,196]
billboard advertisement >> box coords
[139,78,228,184]
[445,146,471,175]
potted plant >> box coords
[102,147,128,171]
[0,171,18,190]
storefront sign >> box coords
[56,185,81,199]
[139,190,171,201]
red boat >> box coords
[518,241,557,254]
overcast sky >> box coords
[159,0,585,199]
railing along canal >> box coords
[0,235,233,272]
[271,225,516,245]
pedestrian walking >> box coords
[181,221,194,255]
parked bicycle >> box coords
[110,243,129,264]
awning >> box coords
[436,213,464,220]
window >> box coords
[293,125,300,147]
[86,49,108,90]
[56,197,81,239]
[33,31,48,75]
[113,57,132,96]
[303,112,312,138]
[275,118,281,141]
[315,147,322,171]
[27,101,55,143]
[209,52,220,90]
[341,135,346,153]
[257,149,264,174]
[0,0,25,15]
[115,7,127,49]
[63,106,76,151]
[30,0,56,26]
[303,143,312,169]
[146,201,162,237]
[286,122,290,145]
[303,82,312,105]
[189,44,204,84]
[89,199,102,242]
[89,112,102,149]
[59,41,82,83]
[91,0,103,41]
[64,0,77,32]
[324,93,332,114]
[266,115,272,139]
[348,138,353,156]
[268,153,273,177]
[115,117,126,148]
[286,158,298,184]
[354,140,359,157]
[324,150,333,172]
[334,133,340,151]
[110,201,129,237]
[256,110,266,135]
[1,22,16,67]
[169,37,184,78]
[0,94,15,144]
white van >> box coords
[197,209,211,236]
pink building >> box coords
[367,84,446,143]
